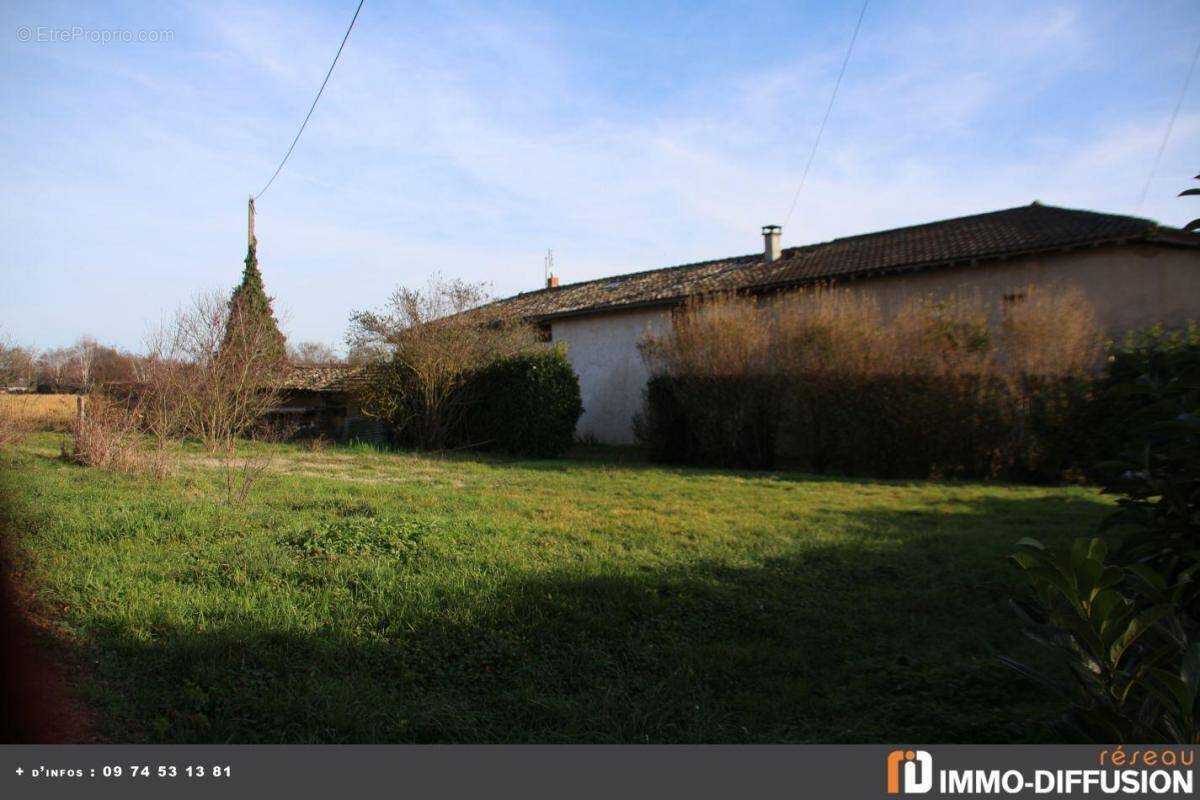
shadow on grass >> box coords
[62,493,1102,744]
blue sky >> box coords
[1,0,1198,353]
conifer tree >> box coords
[222,242,287,368]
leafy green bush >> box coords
[1006,538,1199,743]
[1098,331,1200,577]
[348,276,541,450]
[464,346,583,458]
[1023,375,1095,481]
[1106,322,1200,387]
[352,342,584,458]
[1008,326,1200,742]
[1089,322,1200,465]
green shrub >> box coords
[352,346,583,458]
[1089,322,1200,466]
[1022,374,1095,481]
[1006,537,1199,743]
[348,276,541,450]
[1097,327,1200,576]
[1106,322,1200,387]
[1007,330,1200,742]
[465,346,583,458]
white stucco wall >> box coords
[550,307,670,445]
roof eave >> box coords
[530,295,685,323]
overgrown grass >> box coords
[0,394,76,429]
[3,432,1112,743]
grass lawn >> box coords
[2,432,1111,743]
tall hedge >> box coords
[636,372,1093,480]
[464,346,583,457]
[635,287,1108,480]
[634,375,780,469]
[636,323,1200,481]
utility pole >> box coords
[248,195,257,249]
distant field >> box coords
[0,393,76,429]
[4,431,1112,743]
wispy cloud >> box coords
[0,0,1196,351]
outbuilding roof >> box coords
[275,364,366,392]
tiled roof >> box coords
[490,203,1196,320]
[275,364,365,392]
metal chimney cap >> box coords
[762,224,782,234]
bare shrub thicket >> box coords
[347,275,540,449]
[213,421,293,507]
[638,285,1103,478]
[31,336,136,392]
[0,330,37,390]
[288,341,341,364]
[142,291,288,502]
[66,291,288,493]
[143,290,287,451]
[65,396,172,477]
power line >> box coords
[1135,34,1200,215]
[782,0,869,232]
[254,0,366,201]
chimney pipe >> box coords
[762,225,782,262]
[546,274,560,288]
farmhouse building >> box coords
[485,203,1200,445]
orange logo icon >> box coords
[887,749,933,794]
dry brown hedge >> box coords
[637,285,1102,479]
